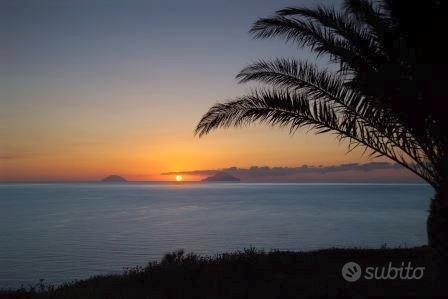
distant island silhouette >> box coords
[201,172,240,182]
[102,175,127,182]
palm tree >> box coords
[195,0,448,289]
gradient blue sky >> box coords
[0,0,418,182]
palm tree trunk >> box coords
[427,185,448,294]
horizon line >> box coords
[0,180,430,185]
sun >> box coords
[175,175,183,182]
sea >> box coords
[0,182,433,288]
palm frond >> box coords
[277,6,385,64]
[195,89,437,186]
[343,0,389,40]
[250,16,370,74]
[236,58,394,134]
[195,0,445,189]
[236,58,436,184]
[344,0,383,26]
[237,58,358,105]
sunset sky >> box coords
[0,0,419,182]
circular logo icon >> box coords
[342,262,362,282]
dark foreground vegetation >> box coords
[0,246,439,298]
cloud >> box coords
[161,162,420,183]
[162,162,403,177]
[0,154,21,160]
[0,152,39,160]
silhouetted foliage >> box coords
[0,247,432,299]
[196,0,448,191]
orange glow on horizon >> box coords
[0,124,395,182]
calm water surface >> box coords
[0,183,433,288]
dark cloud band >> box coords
[162,162,403,177]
